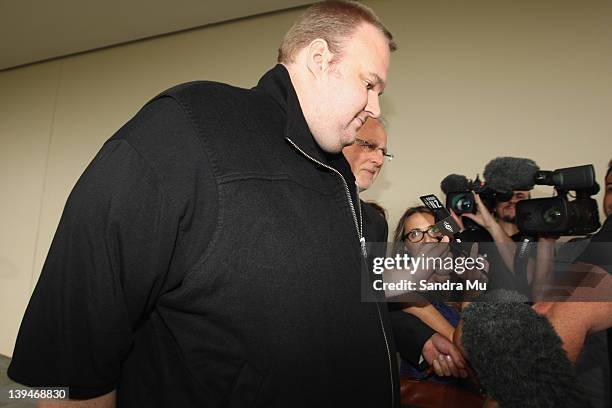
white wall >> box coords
[1,0,611,356]
[362,0,612,232]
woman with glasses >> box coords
[392,206,473,383]
[392,207,459,337]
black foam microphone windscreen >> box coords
[440,174,471,194]
[483,157,540,192]
[461,290,589,408]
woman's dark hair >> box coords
[392,206,434,242]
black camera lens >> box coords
[452,194,474,212]
[542,206,562,226]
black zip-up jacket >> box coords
[360,201,436,369]
[10,65,402,407]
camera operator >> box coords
[459,192,524,280]
[449,159,611,407]
[478,157,535,240]
[524,160,612,408]
[555,159,612,277]
[449,157,553,293]
[563,160,612,408]
[490,190,531,237]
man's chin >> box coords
[317,136,347,154]
[357,176,374,191]
[341,131,358,147]
[502,215,516,224]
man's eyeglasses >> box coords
[402,226,443,243]
[354,138,394,161]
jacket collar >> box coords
[253,64,356,185]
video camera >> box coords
[442,158,601,236]
[441,174,512,215]
[516,164,600,235]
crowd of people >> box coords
[344,115,612,406]
[6,1,611,407]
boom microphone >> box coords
[440,174,471,195]
[460,290,589,408]
[483,157,540,192]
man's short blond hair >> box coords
[277,0,396,64]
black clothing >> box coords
[390,311,435,366]
[578,216,612,274]
[361,200,388,244]
[454,227,520,292]
[360,201,436,366]
[574,330,611,408]
[556,217,612,407]
[9,65,399,407]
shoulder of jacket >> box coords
[361,200,389,241]
[150,81,259,103]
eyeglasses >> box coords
[402,226,443,243]
[354,138,394,161]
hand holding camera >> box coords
[460,193,500,232]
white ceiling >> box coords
[0,0,314,71]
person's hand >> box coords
[450,209,465,232]
[458,242,490,283]
[462,193,498,231]
[452,320,481,382]
[412,237,453,283]
[531,236,557,297]
[422,332,468,378]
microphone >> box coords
[440,174,471,195]
[460,290,589,407]
[483,157,540,192]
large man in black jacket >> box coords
[8,2,418,407]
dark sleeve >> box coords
[390,309,435,366]
[8,98,197,399]
[361,201,388,243]
[577,216,612,274]
[381,219,389,243]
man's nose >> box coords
[371,150,384,167]
[365,91,381,118]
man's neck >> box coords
[497,219,519,237]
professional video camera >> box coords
[442,158,601,236]
[440,174,512,215]
[441,157,540,216]
[516,164,600,235]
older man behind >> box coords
[343,118,468,382]
[342,117,390,192]
[342,117,390,242]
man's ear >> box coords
[305,38,334,78]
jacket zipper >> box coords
[286,137,395,407]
